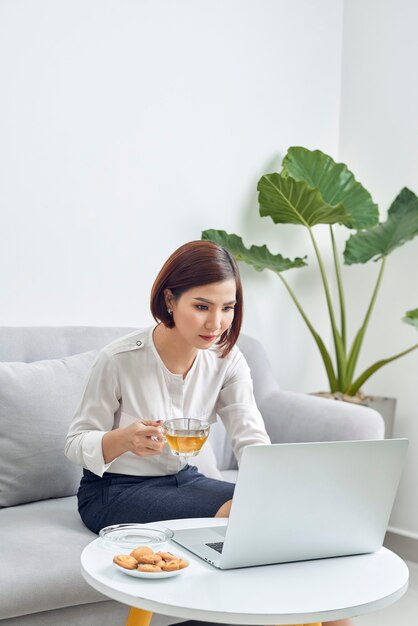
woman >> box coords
[65,240,270,532]
[65,240,352,626]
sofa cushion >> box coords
[219,469,238,483]
[0,351,97,507]
[0,496,103,620]
[208,418,238,471]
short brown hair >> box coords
[150,240,243,357]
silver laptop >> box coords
[172,439,408,569]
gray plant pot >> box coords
[361,396,397,439]
[312,392,397,439]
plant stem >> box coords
[275,270,338,391]
[307,226,346,389]
[344,257,386,391]
[330,225,346,351]
[347,341,418,395]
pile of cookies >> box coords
[113,546,189,573]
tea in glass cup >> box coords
[162,418,210,459]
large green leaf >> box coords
[201,229,307,272]
[388,186,418,216]
[281,147,379,230]
[403,308,418,329]
[258,173,351,227]
[343,187,418,264]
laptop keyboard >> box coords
[205,541,224,554]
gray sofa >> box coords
[0,327,384,626]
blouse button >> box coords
[136,340,142,346]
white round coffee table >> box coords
[81,518,409,626]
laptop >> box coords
[172,439,408,569]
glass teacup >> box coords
[162,418,210,459]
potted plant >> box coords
[202,146,418,436]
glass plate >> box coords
[99,524,174,551]
[113,562,188,579]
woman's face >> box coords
[166,279,237,349]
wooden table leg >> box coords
[126,607,153,626]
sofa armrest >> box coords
[259,389,385,443]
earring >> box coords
[167,309,172,316]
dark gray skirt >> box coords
[77,465,235,534]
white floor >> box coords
[354,560,417,625]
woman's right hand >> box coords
[102,420,165,464]
[121,420,165,457]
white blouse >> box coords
[65,326,270,477]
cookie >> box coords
[138,564,162,573]
[130,546,154,560]
[113,554,138,570]
[137,554,163,565]
[161,559,181,571]
[155,551,176,562]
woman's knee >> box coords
[215,499,232,517]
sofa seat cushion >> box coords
[220,469,238,483]
[0,496,105,620]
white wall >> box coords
[0,0,344,395]
[2,0,416,540]
[339,0,418,537]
